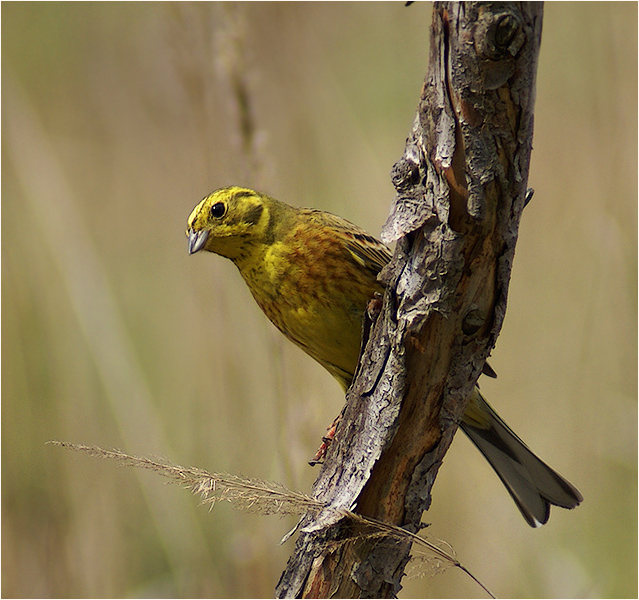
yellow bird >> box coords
[187,186,582,527]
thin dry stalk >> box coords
[50,441,495,597]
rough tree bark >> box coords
[276,2,543,597]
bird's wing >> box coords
[304,209,392,275]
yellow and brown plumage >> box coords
[187,186,583,526]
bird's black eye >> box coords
[210,202,226,219]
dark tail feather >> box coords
[461,390,583,527]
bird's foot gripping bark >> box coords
[308,412,342,466]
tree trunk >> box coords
[276,2,543,597]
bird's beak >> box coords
[188,229,209,254]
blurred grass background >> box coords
[2,2,636,598]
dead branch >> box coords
[276,3,543,597]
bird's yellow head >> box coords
[186,187,275,261]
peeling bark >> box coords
[276,3,543,597]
